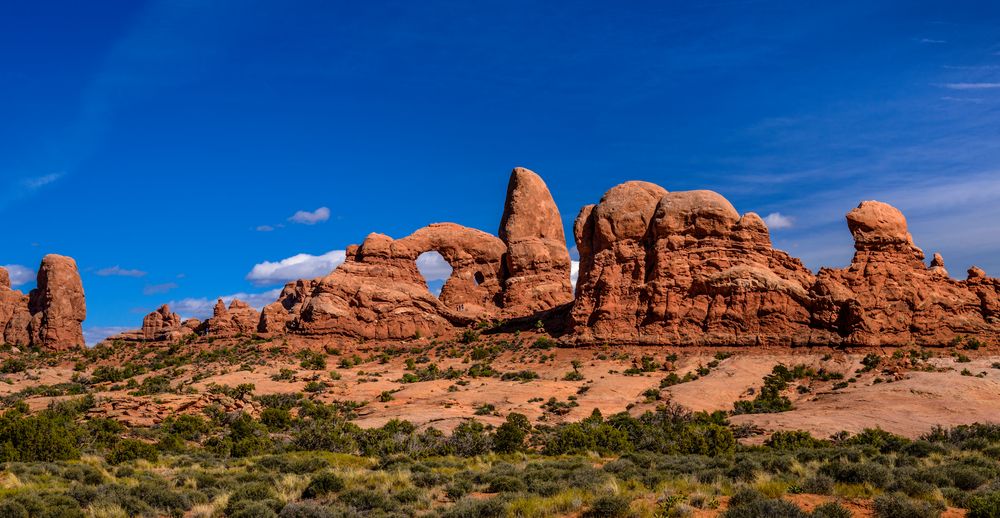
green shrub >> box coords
[968,492,1000,518]
[812,501,852,518]
[458,329,480,344]
[278,501,335,517]
[261,407,292,431]
[444,495,507,517]
[721,488,807,518]
[0,408,81,462]
[302,471,345,498]
[299,350,327,370]
[493,413,531,453]
[107,439,159,465]
[1,358,27,373]
[872,492,944,518]
[822,461,892,488]
[583,494,631,518]
[765,430,826,449]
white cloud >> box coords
[2,264,34,286]
[168,289,282,320]
[289,206,330,225]
[416,251,453,281]
[256,225,275,232]
[143,282,179,295]
[571,260,579,289]
[22,172,63,190]
[763,212,795,229]
[246,250,346,286]
[919,38,946,44]
[942,83,1000,90]
[83,326,132,346]
[941,96,984,103]
[96,265,147,277]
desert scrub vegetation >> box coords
[0,395,998,516]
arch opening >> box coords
[416,251,453,298]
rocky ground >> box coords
[3,332,997,442]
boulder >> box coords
[498,167,573,315]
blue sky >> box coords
[2,1,999,344]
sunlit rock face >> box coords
[0,255,86,350]
[110,169,1000,347]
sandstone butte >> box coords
[10,167,999,350]
[0,254,86,350]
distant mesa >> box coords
[18,167,998,350]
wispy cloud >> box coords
[288,206,330,225]
[940,96,984,103]
[918,38,947,44]
[96,265,147,277]
[246,250,346,286]
[1,264,34,286]
[143,282,179,295]
[570,260,579,290]
[763,212,795,230]
[21,172,64,190]
[256,225,275,232]
[168,288,282,320]
[941,82,1000,90]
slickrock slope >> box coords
[498,167,574,315]
[809,200,997,346]
[0,255,86,349]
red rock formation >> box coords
[571,184,816,345]
[498,167,573,315]
[0,267,31,346]
[294,223,506,339]
[143,305,181,338]
[26,255,87,349]
[107,169,1000,348]
[0,255,87,349]
[810,201,996,346]
[111,304,194,343]
[259,279,317,334]
[203,298,261,337]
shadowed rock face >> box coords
[0,255,86,349]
